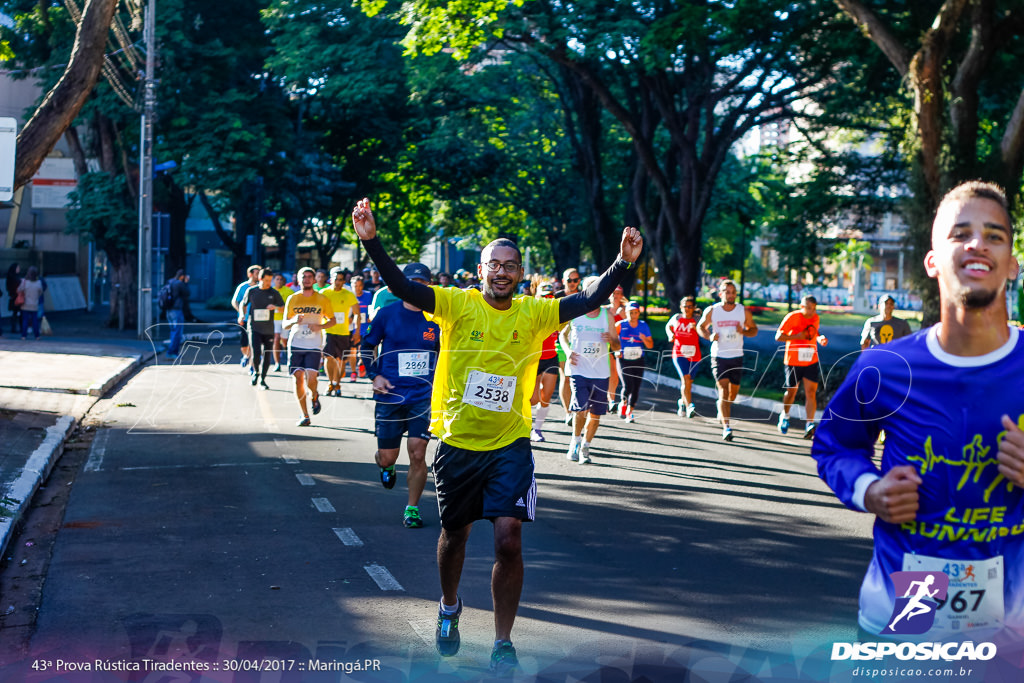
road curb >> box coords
[87,352,153,396]
[0,349,155,558]
[0,415,76,559]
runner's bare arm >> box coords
[559,227,642,323]
[742,308,758,337]
[605,316,621,351]
[697,307,715,341]
[352,199,436,313]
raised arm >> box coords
[558,227,642,323]
[352,199,436,313]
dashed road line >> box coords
[332,528,363,547]
[296,473,315,486]
[281,455,299,464]
[364,564,404,591]
[312,497,336,512]
[119,461,272,471]
[83,428,110,473]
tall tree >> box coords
[834,0,1024,322]
[373,0,859,303]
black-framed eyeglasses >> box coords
[483,261,521,274]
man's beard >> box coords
[960,287,998,309]
[483,280,515,302]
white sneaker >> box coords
[676,399,685,417]
[579,443,591,464]
[625,412,635,423]
[686,403,696,418]
[530,428,545,442]
[564,412,574,426]
[566,441,579,461]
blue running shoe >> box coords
[778,414,789,435]
[489,640,518,676]
[435,597,462,657]
[380,466,396,490]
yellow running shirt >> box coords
[273,285,294,321]
[320,287,359,336]
[427,286,561,450]
[285,291,335,350]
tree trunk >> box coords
[107,247,136,329]
[159,177,191,278]
[13,0,119,189]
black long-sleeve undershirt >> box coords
[360,236,634,323]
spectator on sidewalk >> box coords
[17,267,45,340]
[6,263,22,335]
[166,270,190,359]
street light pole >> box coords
[136,0,156,339]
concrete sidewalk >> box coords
[0,304,238,559]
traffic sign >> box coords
[0,117,16,203]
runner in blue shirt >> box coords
[615,301,653,423]
[361,263,441,530]
[813,181,1024,642]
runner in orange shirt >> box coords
[774,294,828,439]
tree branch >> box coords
[13,0,119,189]
[834,0,911,76]
[1000,86,1024,187]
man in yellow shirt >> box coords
[272,273,294,372]
[283,267,336,426]
[352,198,642,676]
[320,267,362,397]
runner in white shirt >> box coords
[697,279,758,441]
[560,276,621,464]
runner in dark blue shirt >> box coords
[360,262,441,529]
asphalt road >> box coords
[3,335,889,682]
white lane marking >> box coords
[296,473,315,486]
[119,462,271,471]
[84,428,110,472]
[274,438,290,448]
[364,564,404,591]
[312,497,336,512]
[332,528,363,547]
[281,455,299,464]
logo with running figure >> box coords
[470,330,484,342]
[883,571,950,635]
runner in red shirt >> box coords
[530,282,561,441]
[665,296,702,418]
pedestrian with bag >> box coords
[16,266,45,340]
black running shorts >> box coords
[323,333,352,360]
[432,437,536,530]
[375,398,432,450]
[783,363,820,388]
[711,355,744,385]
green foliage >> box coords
[65,172,137,251]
